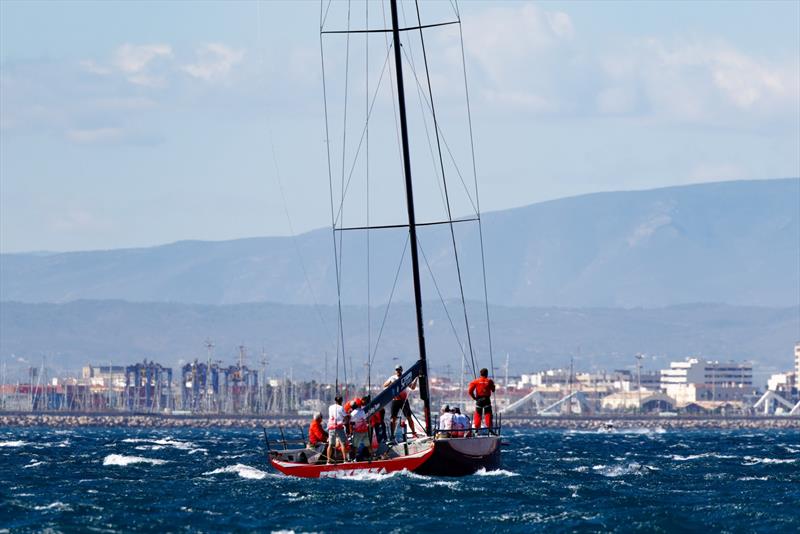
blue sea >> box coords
[1,426,798,532]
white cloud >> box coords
[181,44,245,82]
[112,43,173,87]
[455,2,798,126]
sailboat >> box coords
[267,0,501,478]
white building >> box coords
[661,358,753,403]
[795,342,800,377]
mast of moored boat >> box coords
[389,0,432,435]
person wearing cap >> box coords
[437,405,453,438]
[383,364,418,439]
[451,406,469,438]
[308,412,328,455]
[326,394,349,463]
[349,400,370,461]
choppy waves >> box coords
[1,427,798,531]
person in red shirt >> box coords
[468,367,496,431]
[308,412,328,454]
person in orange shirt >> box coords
[468,368,496,431]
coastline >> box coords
[1,412,798,430]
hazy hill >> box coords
[1,178,798,308]
[1,300,797,383]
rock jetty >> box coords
[1,413,797,430]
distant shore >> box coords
[1,412,798,430]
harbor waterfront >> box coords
[1,426,798,532]
[1,412,798,430]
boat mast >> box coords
[389,0,432,435]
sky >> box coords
[1,0,798,253]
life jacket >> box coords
[469,376,495,399]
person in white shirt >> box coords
[326,395,348,464]
[437,405,454,438]
[451,406,469,438]
[350,400,370,460]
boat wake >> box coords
[203,464,272,480]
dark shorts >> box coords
[391,399,412,419]
[475,396,492,415]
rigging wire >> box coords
[268,138,333,347]
[319,3,345,391]
[455,0,496,384]
[413,0,478,378]
[369,234,410,373]
[418,241,474,376]
[338,0,353,395]
[365,0,371,392]
[399,45,478,216]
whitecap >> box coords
[33,502,72,511]
[0,440,29,448]
[122,437,197,451]
[592,462,644,477]
[23,460,45,469]
[102,454,169,467]
[473,468,519,477]
[203,464,270,480]
[670,453,736,461]
[742,456,797,465]
[738,476,769,481]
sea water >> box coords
[1,426,798,532]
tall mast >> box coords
[389,0,431,435]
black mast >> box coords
[389,0,432,435]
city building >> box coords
[661,358,754,404]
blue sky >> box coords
[1,0,798,253]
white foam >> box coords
[33,502,72,511]
[473,468,519,477]
[122,438,197,451]
[203,464,270,480]
[738,476,770,481]
[742,456,797,465]
[327,467,429,481]
[23,460,45,469]
[670,453,736,461]
[102,454,169,467]
[0,440,29,448]
[592,462,644,477]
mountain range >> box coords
[2,178,798,308]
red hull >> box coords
[270,446,435,478]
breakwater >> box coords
[1,412,798,430]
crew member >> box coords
[350,401,370,461]
[383,364,418,439]
[468,368,496,431]
[308,412,328,454]
[437,405,453,438]
[451,406,468,438]
[326,394,349,463]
